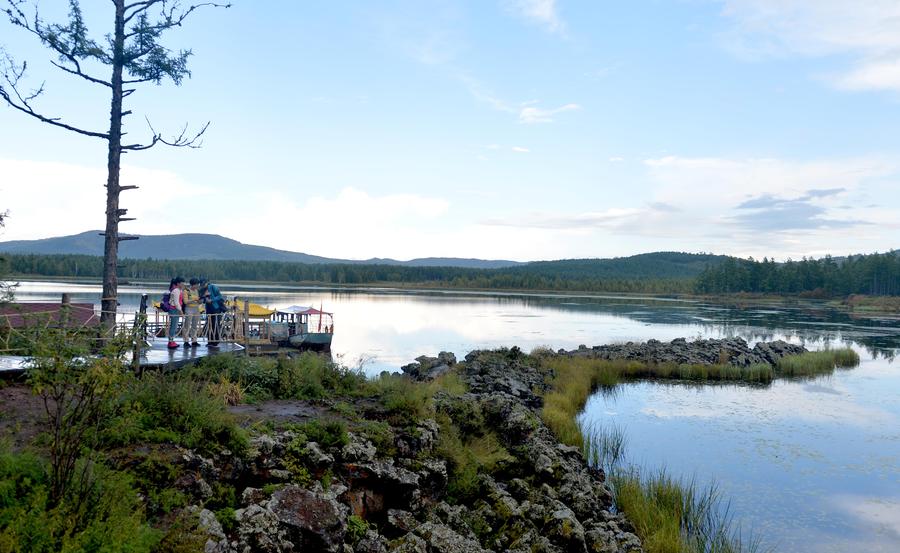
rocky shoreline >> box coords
[147,337,805,552]
[562,337,806,367]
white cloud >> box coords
[477,154,900,258]
[511,146,530,153]
[505,0,564,33]
[460,75,581,123]
[640,154,899,257]
[719,0,900,92]
[0,158,212,241]
[518,102,581,124]
[483,207,644,230]
[609,156,625,162]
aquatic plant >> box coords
[542,357,767,553]
[775,348,860,377]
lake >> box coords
[10,280,900,551]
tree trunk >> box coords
[99,0,126,334]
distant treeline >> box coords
[695,253,900,296]
[4,251,899,297]
[1,253,696,294]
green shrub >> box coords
[105,373,248,456]
[356,421,395,457]
[435,413,511,503]
[193,353,369,401]
[374,374,430,426]
[347,514,370,544]
[215,507,237,535]
[0,449,158,553]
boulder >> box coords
[269,485,348,552]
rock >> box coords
[234,504,292,553]
[415,522,489,553]
[567,337,807,367]
[305,441,335,468]
[185,506,228,553]
[395,419,439,457]
[390,533,428,553]
[386,508,417,534]
[545,503,586,550]
[355,530,389,553]
[269,485,348,552]
[241,486,266,506]
[343,435,377,463]
[401,352,457,381]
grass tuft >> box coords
[775,348,860,377]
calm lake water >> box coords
[11,280,900,552]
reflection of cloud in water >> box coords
[832,494,900,540]
[632,381,897,428]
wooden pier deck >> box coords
[0,341,245,376]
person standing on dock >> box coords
[166,277,185,349]
[182,278,202,348]
[200,278,226,347]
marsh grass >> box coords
[582,422,627,474]
[541,357,773,451]
[775,348,860,377]
[583,425,763,553]
[612,467,761,553]
[542,358,767,553]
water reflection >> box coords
[579,354,900,553]
[11,280,900,371]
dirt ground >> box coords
[0,382,47,451]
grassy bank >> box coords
[539,348,860,553]
[775,349,860,377]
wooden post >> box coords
[131,294,148,373]
[60,293,71,329]
[242,297,250,351]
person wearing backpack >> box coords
[165,276,186,349]
[199,278,225,346]
[181,278,202,348]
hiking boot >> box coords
[167,341,178,349]
[183,342,190,348]
[190,342,200,348]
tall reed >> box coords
[584,425,763,553]
[775,348,859,377]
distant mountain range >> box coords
[0,231,524,269]
[0,231,737,282]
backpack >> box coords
[160,291,173,311]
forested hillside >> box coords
[1,251,721,294]
[694,253,900,296]
[6,250,898,297]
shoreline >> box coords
[9,274,900,318]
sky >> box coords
[1,0,900,262]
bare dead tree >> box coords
[1,0,228,333]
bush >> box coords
[105,373,248,456]
[192,353,368,402]
[0,449,158,553]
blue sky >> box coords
[1,0,899,261]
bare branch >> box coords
[121,117,208,150]
[124,1,230,30]
[49,60,112,87]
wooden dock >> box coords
[0,341,245,376]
